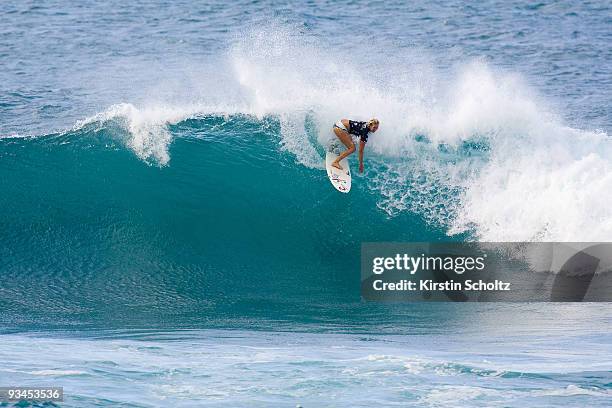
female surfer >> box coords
[331,118,379,173]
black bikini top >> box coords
[348,120,370,143]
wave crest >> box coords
[62,27,611,241]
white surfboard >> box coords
[325,145,351,193]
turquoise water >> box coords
[1,1,611,406]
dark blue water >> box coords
[1,1,611,406]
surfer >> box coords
[331,118,379,172]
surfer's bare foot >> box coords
[331,161,343,170]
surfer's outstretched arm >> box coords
[358,140,366,173]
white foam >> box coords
[73,103,204,165]
[420,385,501,406]
[0,132,33,139]
[532,384,611,397]
[30,369,86,376]
[227,27,612,240]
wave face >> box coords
[20,23,610,243]
[2,14,612,327]
[0,111,609,327]
[1,2,612,318]
[0,115,450,328]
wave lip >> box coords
[72,103,203,165]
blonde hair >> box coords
[368,118,379,126]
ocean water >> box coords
[1,1,611,406]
